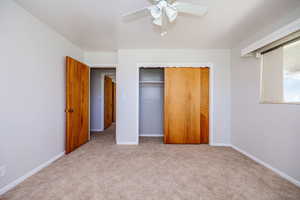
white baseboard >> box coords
[117,142,138,145]
[210,143,231,147]
[116,141,138,145]
[90,128,103,132]
[231,145,300,188]
[0,151,65,196]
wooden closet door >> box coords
[66,57,89,154]
[164,67,209,144]
[200,68,209,144]
[164,68,201,144]
[104,76,113,129]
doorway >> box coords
[66,57,117,154]
[90,68,116,140]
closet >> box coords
[139,68,164,137]
[139,67,209,144]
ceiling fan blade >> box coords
[122,7,151,21]
[174,2,208,16]
[148,0,160,4]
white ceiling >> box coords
[14,0,300,51]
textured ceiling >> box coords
[14,0,300,51]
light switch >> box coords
[0,165,6,177]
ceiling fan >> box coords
[123,0,208,36]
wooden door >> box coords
[164,67,209,144]
[112,82,116,122]
[66,57,89,154]
[200,68,209,144]
[104,76,113,129]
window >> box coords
[283,40,300,102]
[260,39,300,104]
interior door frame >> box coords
[136,63,214,145]
[89,66,117,133]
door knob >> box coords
[65,108,74,113]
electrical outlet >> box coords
[0,165,6,177]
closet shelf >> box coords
[139,81,164,84]
[140,81,164,84]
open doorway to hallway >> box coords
[90,68,116,142]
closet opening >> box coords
[139,68,165,143]
[138,66,210,145]
[90,68,116,143]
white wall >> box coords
[84,51,118,66]
[0,0,83,191]
[117,49,231,145]
[231,10,300,183]
[231,46,300,183]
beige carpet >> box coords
[1,125,300,200]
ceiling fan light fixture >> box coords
[123,0,208,36]
[161,31,167,36]
[149,5,161,19]
[148,0,178,27]
[165,5,177,22]
[153,16,163,26]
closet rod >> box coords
[139,81,164,84]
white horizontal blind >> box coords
[261,47,284,103]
